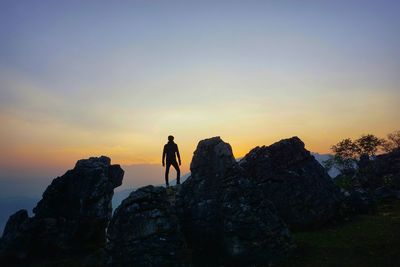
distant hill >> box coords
[112,172,191,209]
[120,164,165,190]
[120,164,189,189]
[112,189,133,210]
[311,152,340,178]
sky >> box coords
[0,0,399,197]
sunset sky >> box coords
[0,1,399,196]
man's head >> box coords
[168,135,174,142]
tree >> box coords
[355,134,384,158]
[324,134,383,174]
[331,138,359,160]
[382,130,400,152]
[324,138,358,174]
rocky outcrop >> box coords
[179,137,294,266]
[2,137,356,266]
[239,137,342,229]
[0,156,123,264]
[106,185,189,267]
[361,149,400,191]
[106,137,294,266]
[343,149,400,203]
[373,149,400,182]
[341,188,376,214]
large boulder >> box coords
[373,148,400,180]
[179,137,294,266]
[179,137,236,262]
[239,137,342,229]
[0,156,123,264]
[343,149,400,201]
[367,149,400,191]
[341,188,376,214]
[106,185,189,267]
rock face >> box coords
[1,137,351,266]
[106,185,188,267]
[341,188,376,214]
[373,149,400,182]
[239,137,342,229]
[179,137,294,265]
[362,149,400,191]
[106,137,294,266]
[0,156,123,264]
[346,149,400,202]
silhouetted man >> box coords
[162,135,181,187]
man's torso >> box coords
[164,142,178,162]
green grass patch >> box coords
[280,202,400,267]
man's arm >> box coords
[176,145,181,165]
[162,145,166,166]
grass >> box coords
[280,201,400,267]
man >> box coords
[162,135,181,187]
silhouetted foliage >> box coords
[324,138,358,173]
[333,175,354,191]
[382,130,400,152]
[355,134,384,157]
[324,134,385,174]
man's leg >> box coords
[165,162,171,187]
[171,161,181,185]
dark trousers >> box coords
[165,160,180,186]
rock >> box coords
[0,156,123,264]
[2,210,29,239]
[106,185,189,267]
[349,149,400,194]
[179,137,237,263]
[218,171,294,266]
[179,137,294,266]
[373,149,400,178]
[239,137,342,229]
[373,186,398,201]
[3,137,356,266]
[341,188,376,214]
[371,149,400,189]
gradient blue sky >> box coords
[0,0,399,196]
